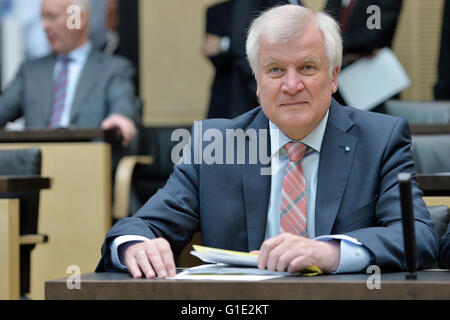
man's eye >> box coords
[270,67,281,73]
[302,65,316,73]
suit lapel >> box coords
[70,49,100,123]
[241,109,271,251]
[40,56,57,125]
[315,101,358,236]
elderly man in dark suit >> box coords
[96,4,437,278]
[0,0,140,147]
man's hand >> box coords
[123,238,176,279]
[202,34,222,57]
[256,233,340,274]
[101,114,136,147]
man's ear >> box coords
[256,76,261,99]
[331,66,340,93]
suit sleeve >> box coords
[439,224,450,268]
[344,118,439,270]
[104,58,141,125]
[96,126,200,272]
[0,64,25,126]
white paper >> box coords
[170,264,289,281]
[172,274,285,281]
[338,47,411,110]
[190,250,257,267]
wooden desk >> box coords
[45,270,450,300]
[410,124,450,135]
[0,176,50,300]
[0,175,51,193]
[0,129,116,299]
[0,128,120,143]
[417,174,450,196]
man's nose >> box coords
[281,69,304,95]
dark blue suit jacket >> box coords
[97,100,438,272]
[439,225,450,268]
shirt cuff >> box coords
[315,234,373,274]
[110,235,150,271]
[220,36,230,52]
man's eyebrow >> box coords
[262,59,280,69]
[303,57,321,64]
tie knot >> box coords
[59,55,71,65]
[283,142,309,162]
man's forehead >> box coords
[259,29,326,61]
[42,0,73,9]
[262,55,322,66]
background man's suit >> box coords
[205,0,233,119]
[0,48,140,127]
[97,100,438,272]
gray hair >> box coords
[246,4,342,76]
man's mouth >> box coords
[280,101,307,107]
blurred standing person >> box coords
[324,0,403,106]
[115,0,140,94]
[434,0,450,100]
[203,0,233,119]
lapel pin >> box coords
[340,145,351,152]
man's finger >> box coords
[286,255,315,274]
[257,235,284,269]
[126,256,142,279]
[146,246,168,279]
[157,243,176,277]
[135,250,155,279]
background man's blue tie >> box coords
[48,56,71,128]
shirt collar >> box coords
[57,41,92,64]
[269,110,329,158]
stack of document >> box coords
[338,47,411,110]
[171,245,322,281]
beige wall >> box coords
[139,0,221,126]
[393,0,444,101]
[139,0,445,126]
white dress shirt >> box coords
[52,41,92,127]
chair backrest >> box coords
[427,206,450,239]
[130,125,192,212]
[417,174,450,267]
[384,100,450,124]
[412,134,450,173]
[0,148,42,235]
[0,148,41,176]
[136,125,192,178]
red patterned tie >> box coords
[280,142,310,237]
[48,56,70,128]
[340,0,356,34]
